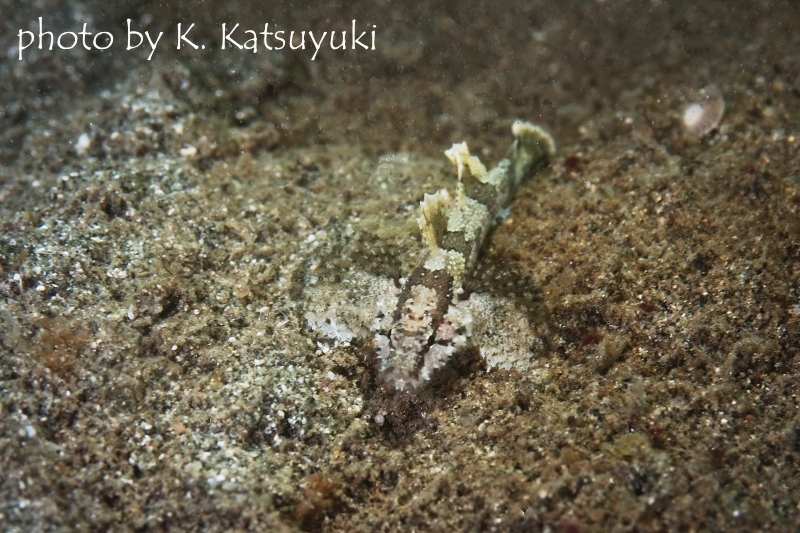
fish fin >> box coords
[416,189,451,250]
[463,257,549,324]
[510,120,557,181]
[444,142,487,204]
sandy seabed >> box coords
[2,1,800,531]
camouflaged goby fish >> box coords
[373,121,556,390]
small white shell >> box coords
[682,86,725,137]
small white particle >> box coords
[180,145,197,157]
[75,133,92,155]
[682,86,725,137]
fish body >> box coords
[374,121,556,389]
